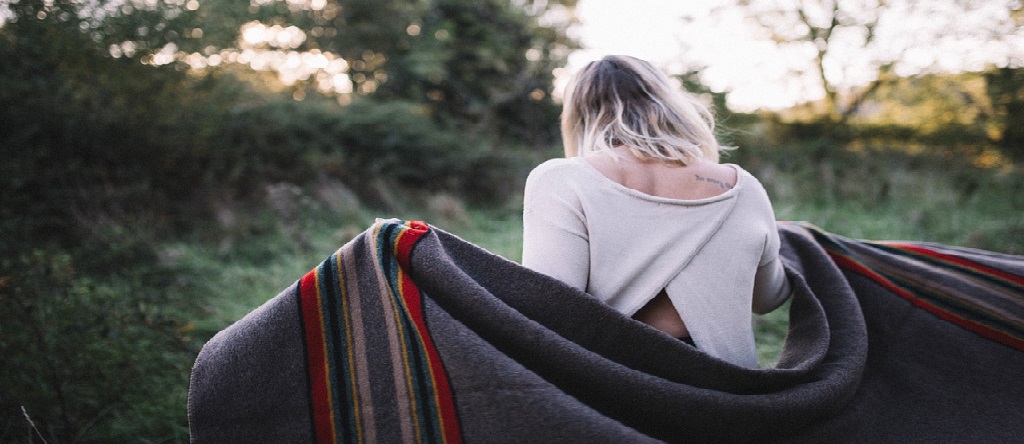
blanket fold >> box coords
[188,219,1024,443]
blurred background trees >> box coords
[1,0,1021,441]
[705,0,1024,165]
[721,0,1023,123]
[0,0,576,255]
[1,0,575,440]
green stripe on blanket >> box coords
[298,220,461,443]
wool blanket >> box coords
[188,219,1024,443]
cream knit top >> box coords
[522,158,791,368]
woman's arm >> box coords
[521,163,590,291]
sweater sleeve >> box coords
[751,257,791,314]
[752,211,791,313]
[521,162,590,292]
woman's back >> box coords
[522,154,787,367]
[585,147,738,338]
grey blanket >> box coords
[188,219,1024,443]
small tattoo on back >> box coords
[695,174,733,190]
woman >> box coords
[521,55,791,368]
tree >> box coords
[0,0,216,251]
[718,0,1024,122]
[986,67,1024,161]
[2,0,584,439]
[232,0,577,144]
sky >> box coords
[564,0,1024,112]
[563,0,798,111]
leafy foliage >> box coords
[718,0,1023,122]
[220,97,480,192]
[986,67,1024,162]
[0,0,576,440]
[0,0,236,253]
[0,247,195,442]
[241,0,575,145]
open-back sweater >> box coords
[522,157,791,368]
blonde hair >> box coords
[560,55,732,164]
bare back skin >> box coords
[584,146,738,340]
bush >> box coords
[0,245,197,442]
[221,98,484,197]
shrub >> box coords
[0,246,196,442]
[221,98,483,198]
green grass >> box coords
[770,172,1024,252]
[749,145,1024,253]
[439,208,526,262]
[175,195,530,341]
[755,301,791,367]
[170,206,379,336]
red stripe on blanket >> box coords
[395,221,463,444]
[829,251,1024,351]
[300,270,337,443]
[885,243,1024,288]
